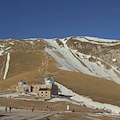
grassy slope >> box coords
[54,70,120,106]
[0,39,120,107]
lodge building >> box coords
[16,78,58,100]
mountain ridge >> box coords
[44,36,120,84]
[1,36,120,106]
[0,36,120,84]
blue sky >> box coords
[0,0,120,39]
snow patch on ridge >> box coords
[0,44,5,48]
[112,58,116,62]
[66,36,120,46]
[3,53,10,80]
[9,42,14,45]
[0,49,4,56]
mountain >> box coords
[45,36,120,84]
[1,36,120,106]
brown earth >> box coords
[1,97,113,120]
[0,39,120,112]
[0,97,119,120]
[49,111,120,120]
[0,97,98,112]
[1,50,120,107]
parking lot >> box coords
[0,109,61,120]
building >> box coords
[33,84,52,99]
[16,80,32,93]
[16,78,58,100]
[38,87,51,99]
[44,77,58,95]
[32,85,41,93]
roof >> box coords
[39,88,51,91]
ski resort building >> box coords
[16,78,58,100]
[16,80,32,93]
[33,84,52,99]
[38,87,51,99]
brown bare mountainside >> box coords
[0,37,120,107]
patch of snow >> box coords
[49,98,71,102]
[72,36,120,46]
[115,66,118,69]
[74,42,77,44]
[112,58,116,62]
[86,55,92,59]
[23,38,38,40]
[45,47,74,71]
[9,42,14,45]
[85,36,119,44]
[90,112,120,118]
[49,98,80,105]
[28,41,34,45]
[37,39,41,42]
[0,49,4,56]
[3,53,10,80]
[0,44,5,48]
[55,81,120,114]
[5,47,11,50]
[84,36,118,42]
[60,45,63,47]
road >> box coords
[0,109,62,120]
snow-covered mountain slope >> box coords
[44,36,120,84]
